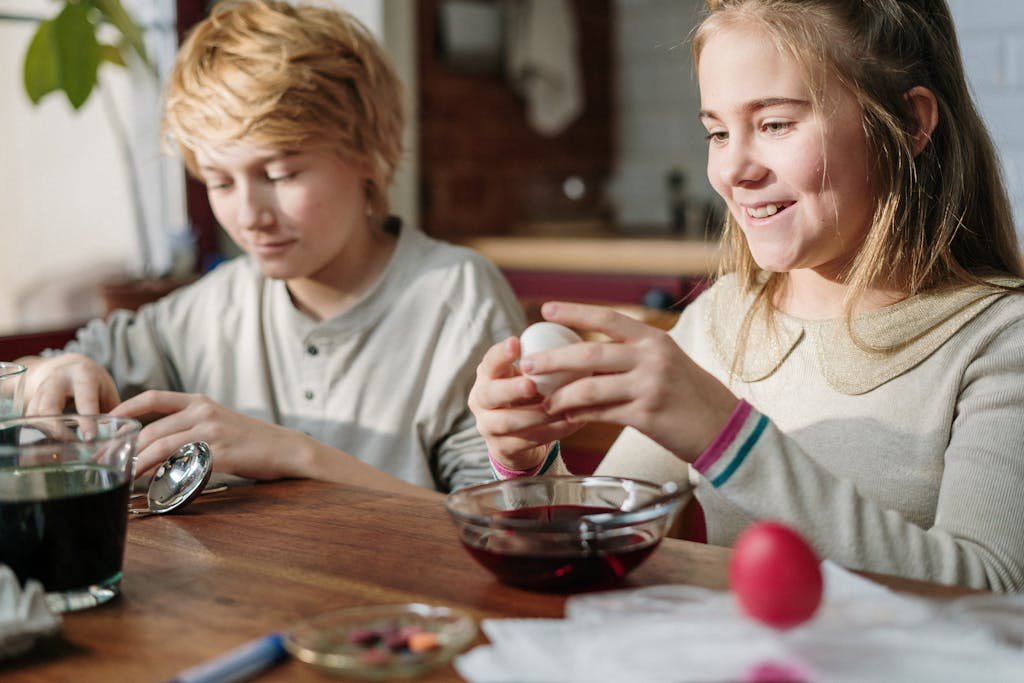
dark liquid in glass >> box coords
[462,504,660,590]
[0,424,16,446]
[0,464,130,592]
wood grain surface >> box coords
[1,478,975,682]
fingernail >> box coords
[542,302,558,317]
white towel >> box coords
[505,0,584,136]
[456,562,1024,682]
[0,565,61,660]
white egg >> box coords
[519,322,590,396]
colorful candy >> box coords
[347,620,442,666]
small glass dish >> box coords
[282,603,477,679]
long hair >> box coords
[163,0,404,217]
[694,0,1021,325]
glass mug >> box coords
[0,362,26,422]
[0,415,140,613]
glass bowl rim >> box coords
[444,474,690,532]
[0,361,26,378]
[0,413,142,436]
[0,415,142,462]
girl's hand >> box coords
[110,390,304,479]
[526,302,739,462]
[24,353,120,416]
[467,336,582,472]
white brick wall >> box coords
[609,0,708,233]
[950,1,1024,239]
[612,0,1024,240]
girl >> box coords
[21,0,525,495]
[470,0,1024,590]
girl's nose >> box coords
[717,139,768,187]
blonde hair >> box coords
[694,0,1022,321]
[163,0,404,217]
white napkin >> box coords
[455,562,1024,682]
[0,564,61,659]
[504,0,584,136]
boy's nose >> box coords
[236,191,273,231]
[246,208,273,229]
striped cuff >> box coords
[489,442,560,480]
[692,399,769,488]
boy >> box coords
[22,0,524,495]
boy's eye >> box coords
[205,179,232,191]
[704,130,728,144]
[266,171,298,182]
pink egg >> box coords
[729,521,823,630]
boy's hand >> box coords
[111,390,302,480]
[24,353,120,416]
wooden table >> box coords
[2,479,974,682]
[461,235,720,277]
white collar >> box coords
[706,273,1023,395]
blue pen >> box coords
[165,632,288,683]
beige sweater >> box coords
[596,274,1024,591]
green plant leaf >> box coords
[23,19,61,104]
[100,42,126,67]
[52,2,103,109]
[91,0,151,70]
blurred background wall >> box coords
[1,0,1022,337]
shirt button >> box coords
[306,344,319,356]
[304,390,315,400]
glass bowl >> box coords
[283,603,477,680]
[444,475,689,591]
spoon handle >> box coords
[127,483,230,518]
[129,483,229,501]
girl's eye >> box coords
[704,130,728,145]
[762,121,793,135]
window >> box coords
[0,0,184,334]
[0,0,414,337]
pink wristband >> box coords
[488,449,546,479]
[692,399,752,474]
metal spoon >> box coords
[129,441,218,517]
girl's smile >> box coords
[743,201,796,221]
